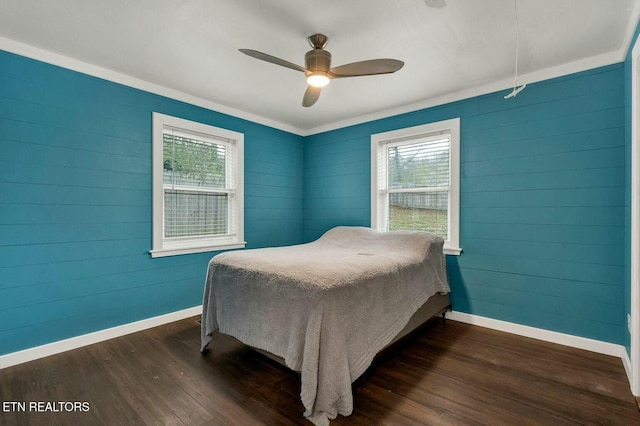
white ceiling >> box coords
[0,0,638,134]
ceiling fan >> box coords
[239,34,404,107]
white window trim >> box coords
[150,112,245,258]
[371,118,461,256]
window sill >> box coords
[444,246,462,256]
[150,241,247,258]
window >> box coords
[371,118,461,255]
[151,113,245,257]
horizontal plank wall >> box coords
[304,64,626,344]
[0,50,304,356]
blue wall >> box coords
[0,46,631,356]
[305,64,626,344]
[0,51,304,356]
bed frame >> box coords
[251,293,451,368]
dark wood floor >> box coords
[1,317,638,425]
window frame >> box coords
[371,118,461,255]
[150,112,245,258]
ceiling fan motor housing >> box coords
[305,49,331,75]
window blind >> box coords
[377,133,451,240]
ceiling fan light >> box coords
[307,73,330,88]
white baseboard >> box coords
[447,311,627,359]
[0,305,203,370]
[621,349,635,394]
[1,306,633,391]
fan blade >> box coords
[329,59,404,78]
[239,49,308,73]
[302,85,321,107]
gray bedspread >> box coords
[201,226,450,425]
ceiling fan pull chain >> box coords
[505,0,526,99]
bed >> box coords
[201,226,451,425]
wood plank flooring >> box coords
[0,317,638,425]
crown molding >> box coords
[1,13,636,139]
[301,50,623,136]
[0,36,305,136]
[620,0,640,62]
